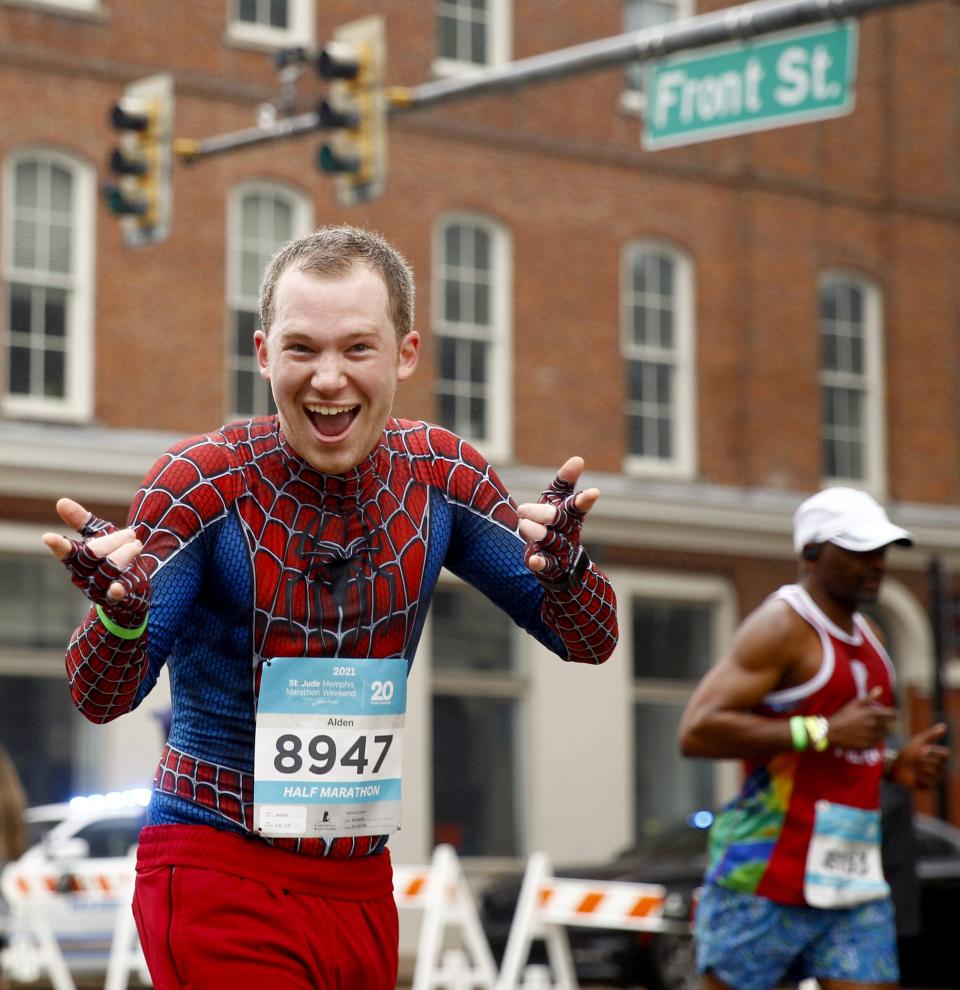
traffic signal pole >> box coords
[387,0,924,111]
[173,0,927,163]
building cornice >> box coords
[2,421,958,567]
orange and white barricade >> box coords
[495,851,689,990]
[394,844,498,990]
[0,853,148,990]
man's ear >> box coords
[396,331,420,382]
[254,329,270,379]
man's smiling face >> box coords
[255,263,419,475]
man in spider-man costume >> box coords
[44,226,618,990]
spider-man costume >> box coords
[63,415,618,859]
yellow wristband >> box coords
[803,715,830,752]
[95,605,148,640]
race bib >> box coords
[253,657,406,839]
[804,800,889,907]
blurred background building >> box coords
[1,0,959,885]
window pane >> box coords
[469,396,486,438]
[45,288,66,337]
[432,694,519,855]
[8,348,31,395]
[634,701,714,839]
[474,282,490,326]
[238,0,257,22]
[469,340,486,384]
[432,585,512,672]
[10,283,32,334]
[438,392,456,429]
[470,20,486,64]
[0,675,88,806]
[0,556,89,648]
[43,348,65,398]
[241,250,263,299]
[234,309,258,358]
[272,199,293,242]
[16,161,40,207]
[235,370,254,416]
[269,0,287,28]
[444,279,461,322]
[13,219,38,269]
[657,416,672,458]
[473,227,490,270]
[49,165,72,214]
[632,600,712,680]
[438,337,457,380]
[438,13,458,60]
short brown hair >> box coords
[259,225,415,342]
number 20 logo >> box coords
[371,680,394,703]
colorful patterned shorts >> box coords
[695,883,898,990]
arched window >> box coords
[433,214,512,459]
[226,183,311,419]
[622,242,696,477]
[819,272,884,490]
[3,149,95,421]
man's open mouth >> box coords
[305,403,359,438]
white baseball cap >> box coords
[793,487,914,554]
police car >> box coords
[5,789,149,977]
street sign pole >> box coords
[174,0,930,163]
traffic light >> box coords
[102,74,174,246]
[316,15,386,206]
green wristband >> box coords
[789,715,809,751]
[95,604,148,640]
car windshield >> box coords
[615,814,712,863]
[26,815,64,849]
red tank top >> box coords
[706,583,895,905]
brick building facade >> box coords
[1,0,959,874]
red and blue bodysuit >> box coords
[63,416,619,858]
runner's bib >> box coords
[804,800,889,907]
[253,657,407,838]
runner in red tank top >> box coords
[680,487,948,990]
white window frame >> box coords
[225,181,311,420]
[622,240,696,479]
[819,270,886,495]
[3,0,102,13]
[620,0,694,115]
[2,147,95,422]
[614,568,740,816]
[225,0,314,49]
[432,213,512,462]
[432,0,512,76]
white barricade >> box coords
[0,853,149,990]
[1,843,494,990]
[394,844,498,990]
[495,851,690,990]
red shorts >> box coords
[133,824,398,990]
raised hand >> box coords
[42,498,145,610]
[517,456,598,582]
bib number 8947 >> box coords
[273,732,393,776]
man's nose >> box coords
[310,354,346,390]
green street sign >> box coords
[643,21,858,150]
